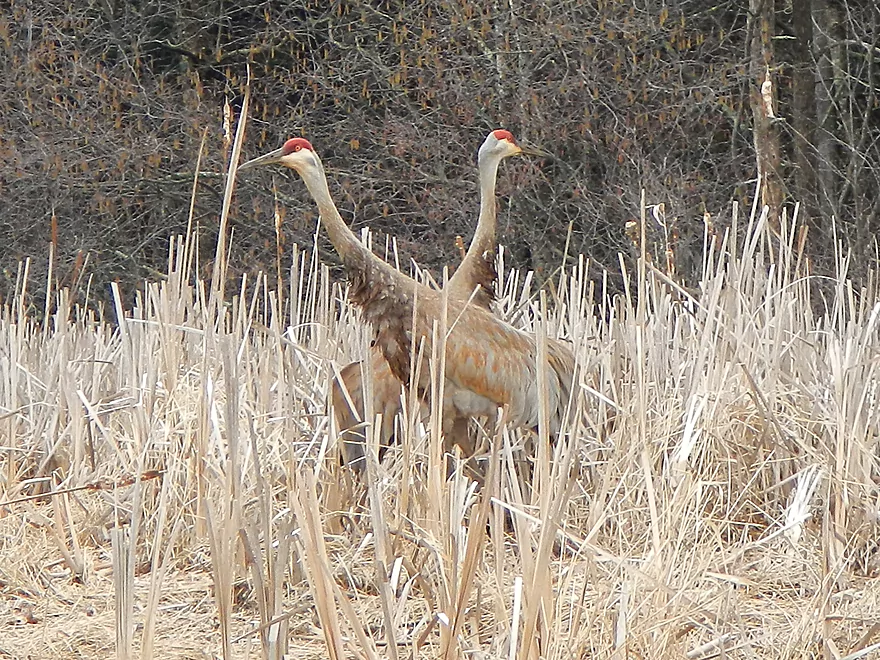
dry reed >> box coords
[0,160,878,660]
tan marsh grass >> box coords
[0,174,879,659]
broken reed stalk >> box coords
[111,526,134,660]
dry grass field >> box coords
[1,138,880,658]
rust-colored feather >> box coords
[332,352,414,467]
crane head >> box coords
[238,137,319,173]
[480,129,523,160]
[480,129,551,162]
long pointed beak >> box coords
[238,146,286,172]
[519,142,554,160]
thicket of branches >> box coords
[2,0,878,311]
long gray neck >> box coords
[447,150,502,303]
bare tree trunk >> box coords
[790,0,819,237]
[855,5,880,253]
[748,0,784,233]
[813,0,844,223]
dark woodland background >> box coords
[1,0,878,312]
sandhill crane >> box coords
[332,130,530,467]
[238,136,575,464]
